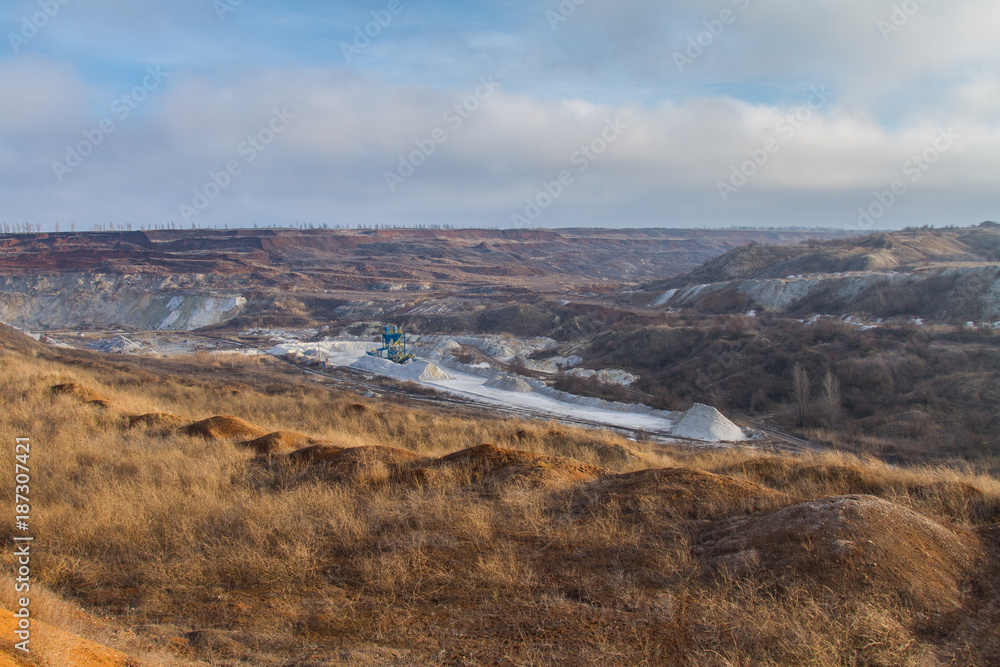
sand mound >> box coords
[670,403,746,442]
[49,382,109,404]
[571,467,789,520]
[126,412,187,429]
[350,355,453,382]
[430,444,606,489]
[697,495,981,612]
[182,415,269,440]
[0,605,133,666]
[241,431,319,456]
[484,374,534,392]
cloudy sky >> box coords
[1,0,997,230]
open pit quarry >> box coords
[0,227,851,332]
[0,273,248,331]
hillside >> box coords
[640,225,1000,322]
[0,227,850,331]
[2,323,999,665]
[559,313,1000,465]
[648,226,1000,288]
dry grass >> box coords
[1,327,998,665]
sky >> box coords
[1,0,998,231]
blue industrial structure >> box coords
[367,324,414,364]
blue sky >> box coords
[1,0,998,230]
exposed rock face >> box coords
[653,266,1000,322]
[0,273,246,331]
[647,227,1000,322]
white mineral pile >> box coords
[413,334,557,362]
[483,374,534,392]
[267,337,746,444]
[408,339,462,361]
[564,368,639,386]
[268,340,374,366]
[671,403,746,442]
[88,335,143,354]
[522,355,582,374]
[350,355,454,382]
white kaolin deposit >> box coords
[671,403,746,442]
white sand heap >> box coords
[671,403,746,442]
[484,374,534,392]
[350,355,454,382]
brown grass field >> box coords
[1,324,999,665]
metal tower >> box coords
[366,324,414,364]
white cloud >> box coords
[0,1,997,228]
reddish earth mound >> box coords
[594,443,642,465]
[429,444,607,489]
[718,456,886,496]
[283,444,347,465]
[241,431,320,456]
[570,467,790,520]
[182,416,268,440]
[125,412,186,429]
[284,445,428,484]
[49,382,109,405]
[0,605,134,666]
[696,495,981,612]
